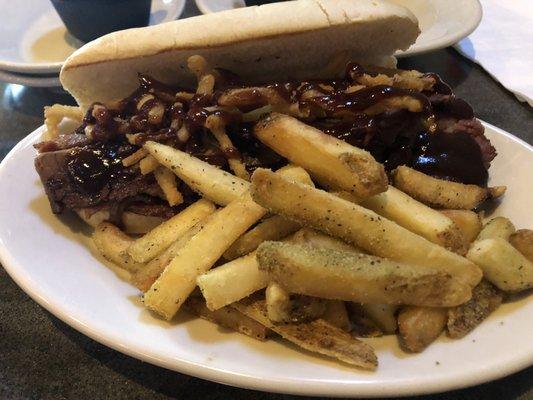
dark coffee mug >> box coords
[50,0,152,43]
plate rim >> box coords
[0,121,532,398]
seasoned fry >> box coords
[476,217,516,241]
[139,155,159,175]
[223,215,301,260]
[447,280,503,339]
[257,241,471,307]
[466,238,533,292]
[185,297,268,341]
[509,229,533,262]
[254,113,387,197]
[122,148,148,167]
[291,228,362,254]
[234,297,378,370]
[144,141,249,206]
[205,115,249,180]
[265,282,326,323]
[43,104,84,139]
[392,166,505,210]
[143,192,267,320]
[128,199,215,263]
[250,168,482,287]
[440,210,482,244]
[398,306,448,353]
[92,222,144,272]
[361,304,398,334]
[197,251,268,311]
[153,166,184,206]
[322,301,351,331]
[362,186,466,253]
[131,219,210,292]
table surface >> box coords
[1,2,532,399]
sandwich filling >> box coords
[34,62,496,222]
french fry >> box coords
[185,297,268,341]
[205,115,249,180]
[153,166,184,207]
[144,141,249,206]
[197,251,268,311]
[346,303,383,338]
[92,222,144,272]
[250,168,482,287]
[132,218,209,292]
[291,228,362,254]
[223,216,301,261]
[466,238,533,292]
[234,297,378,370]
[254,113,387,198]
[509,229,533,262]
[361,304,398,334]
[398,306,448,353]
[122,148,148,167]
[143,192,267,320]
[127,199,215,263]
[440,210,482,244]
[322,300,351,331]
[265,282,326,323]
[139,155,159,175]
[392,166,505,210]
[256,241,471,307]
[43,104,83,139]
[476,217,516,241]
[361,186,466,253]
[447,280,503,339]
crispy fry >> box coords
[250,168,482,287]
[257,241,471,307]
[346,303,383,338]
[466,238,533,292]
[122,148,148,167]
[254,113,387,198]
[509,229,533,262]
[143,192,267,320]
[265,282,326,323]
[127,199,215,263]
[139,155,160,175]
[197,251,267,311]
[392,166,505,210]
[291,228,362,254]
[185,297,268,341]
[223,215,301,260]
[153,166,184,206]
[205,115,249,180]
[132,219,208,292]
[144,141,249,206]
[361,304,398,334]
[398,306,448,353]
[440,210,482,244]
[362,186,466,253]
[322,301,351,331]
[476,217,516,241]
[447,280,503,339]
[43,104,84,139]
[234,297,378,370]
[92,222,144,272]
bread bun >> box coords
[60,0,419,109]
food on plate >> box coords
[30,0,531,370]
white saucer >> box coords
[194,0,482,57]
[0,0,186,75]
[0,69,61,87]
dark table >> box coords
[1,2,532,399]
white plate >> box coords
[0,122,531,397]
[0,0,186,75]
[194,0,482,57]
[0,69,61,87]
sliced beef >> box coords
[35,146,161,213]
[34,133,93,153]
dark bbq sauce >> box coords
[65,143,136,195]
